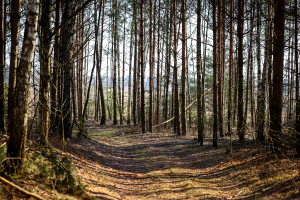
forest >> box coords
[0,0,299,199]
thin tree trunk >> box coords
[0,0,5,132]
[122,6,126,126]
[140,0,145,133]
[39,0,53,145]
[165,3,171,122]
[256,0,264,141]
[156,0,161,125]
[50,0,60,133]
[197,0,203,144]
[218,0,223,138]
[127,15,134,125]
[132,1,137,125]
[213,0,218,148]
[181,0,187,135]
[228,0,233,137]
[117,0,123,125]
[244,9,252,126]
[233,42,238,126]
[295,0,300,157]
[98,0,106,125]
[149,0,153,132]
[173,0,180,136]
[237,0,245,144]
[113,0,117,125]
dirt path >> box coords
[60,123,300,200]
[63,123,234,200]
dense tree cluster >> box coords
[0,0,299,174]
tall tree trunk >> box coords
[237,0,245,144]
[116,0,122,125]
[218,0,223,138]
[140,0,145,133]
[165,11,171,122]
[197,0,203,144]
[228,0,233,137]
[250,2,254,127]
[233,42,238,126]
[213,0,218,147]
[295,0,300,157]
[122,6,126,126]
[61,0,75,139]
[149,0,153,133]
[173,0,180,136]
[181,0,187,136]
[0,0,5,132]
[50,0,60,133]
[127,19,133,124]
[202,13,208,135]
[72,17,77,124]
[6,0,39,174]
[132,0,137,125]
[112,0,117,125]
[156,0,161,125]
[39,0,53,145]
[77,11,83,122]
[269,0,285,152]
[244,7,252,126]
[98,0,106,125]
[7,0,21,135]
[256,0,264,141]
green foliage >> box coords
[24,148,87,196]
[76,119,89,138]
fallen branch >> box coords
[0,176,45,200]
[0,142,6,149]
[154,84,215,128]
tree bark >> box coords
[149,0,153,133]
[173,0,180,136]
[181,0,187,136]
[127,18,133,124]
[7,0,21,135]
[132,0,137,125]
[140,0,145,133]
[98,0,106,125]
[0,0,5,132]
[213,0,218,148]
[60,0,75,139]
[39,0,53,145]
[217,0,223,138]
[122,6,126,126]
[295,0,300,157]
[6,0,39,174]
[113,0,118,125]
[237,0,245,144]
[156,0,161,125]
[197,0,203,144]
[269,0,285,152]
[50,0,60,133]
[228,0,233,137]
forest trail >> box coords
[55,122,300,200]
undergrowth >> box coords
[24,147,88,196]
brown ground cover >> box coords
[1,121,300,199]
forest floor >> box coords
[1,120,300,199]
